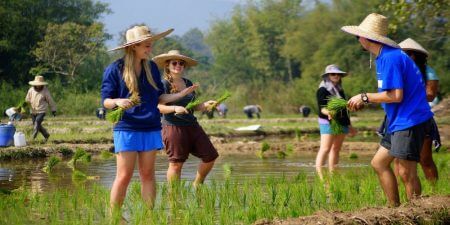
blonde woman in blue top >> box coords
[101,26,197,210]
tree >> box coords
[32,22,108,80]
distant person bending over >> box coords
[343,13,434,206]
[25,76,57,142]
[396,38,441,183]
[243,105,262,119]
[5,107,22,122]
[315,65,356,179]
[154,50,219,187]
[299,105,311,118]
[102,27,197,211]
[216,103,228,118]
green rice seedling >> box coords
[223,163,233,178]
[349,153,358,159]
[42,156,60,173]
[16,101,29,114]
[277,151,287,159]
[67,147,87,169]
[80,153,92,163]
[106,95,141,124]
[261,141,270,152]
[286,144,294,155]
[294,128,301,140]
[185,99,202,111]
[207,90,231,111]
[326,97,348,134]
[100,150,114,159]
[72,170,87,181]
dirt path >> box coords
[255,195,450,225]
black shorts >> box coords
[380,119,432,162]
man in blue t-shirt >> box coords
[341,13,433,207]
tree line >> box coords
[0,0,448,115]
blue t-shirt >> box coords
[426,66,439,81]
[376,46,433,133]
[101,58,164,131]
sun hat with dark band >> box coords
[109,26,174,51]
[152,50,198,68]
[399,38,429,56]
[29,76,48,86]
[321,64,347,77]
[341,13,399,48]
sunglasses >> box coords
[171,61,185,67]
[355,36,360,40]
[328,73,340,77]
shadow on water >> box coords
[0,153,372,192]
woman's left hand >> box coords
[204,100,218,111]
[348,126,357,137]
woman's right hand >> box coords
[115,98,133,109]
[174,106,189,115]
[179,83,199,96]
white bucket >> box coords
[14,132,27,147]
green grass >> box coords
[1,153,448,225]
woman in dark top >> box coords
[153,50,219,187]
[101,26,197,210]
[315,64,356,179]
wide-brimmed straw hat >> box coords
[341,13,399,48]
[399,38,429,56]
[321,64,347,77]
[152,50,198,68]
[109,26,173,51]
[28,76,48,86]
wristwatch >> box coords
[361,92,369,104]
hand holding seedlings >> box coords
[174,105,189,115]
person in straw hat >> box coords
[25,75,57,142]
[101,26,198,211]
[315,64,357,179]
[396,38,441,183]
[153,50,219,187]
[343,13,434,206]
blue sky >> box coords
[99,0,240,47]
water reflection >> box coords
[0,153,371,192]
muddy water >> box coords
[0,153,371,192]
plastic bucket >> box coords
[0,124,16,147]
[14,132,27,147]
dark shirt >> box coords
[161,78,198,126]
[100,58,164,131]
[316,87,350,126]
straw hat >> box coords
[109,26,173,51]
[399,38,429,56]
[341,13,399,48]
[28,76,48,86]
[321,64,347,77]
[152,50,198,68]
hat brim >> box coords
[109,28,174,51]
[321,71,347,77]
[341,26,399,48]
[29,81,48,86]
[400,47,429,57]
[152,54,198,68]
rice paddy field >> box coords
[0,109,449,224]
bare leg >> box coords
[419,138,438,182]
[138,150,157,208]
[371,147,399,207]
[110,152,137,209]
[193,160,216,186]
[167,162,184,182]
[328,134,346,172]
[315,134,333,180]
[397,159,421,200]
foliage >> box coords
[42,156,61,173]
[32,22,108,80]
[0,0,110,86]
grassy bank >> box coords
[1,153,449,225]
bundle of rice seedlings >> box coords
[100,150,114,159]
[42,156,60,173]
[207,91,231,111]
[72,170,87,180]
[185,99,202,111]
[106,94,141,124]
[325,97,348,134]
[16,101,29,114]
[68,148,88,169]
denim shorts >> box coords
[113,130,163,153]
[319,124,349,135]
[380,119,432,162]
